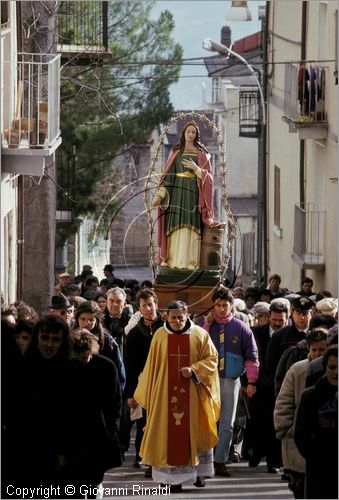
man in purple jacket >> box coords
[203,286,259,477]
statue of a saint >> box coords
[152,120,221,269]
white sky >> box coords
[151,0,265,109]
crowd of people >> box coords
[1,268,338,499]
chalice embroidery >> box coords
[171,386,186,425]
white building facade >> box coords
[266,1,338,294]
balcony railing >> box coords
[282,63,328,139]
[292,203,325,270]
[239,85,261,138]
[1,53,61,152]
[57,1,110,61]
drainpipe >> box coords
[16,2,24,299]
[262,3,269,285]
[257,3,268,287]
[17,176,24,300]
[300,1,307,280]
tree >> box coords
[57,0,182,245]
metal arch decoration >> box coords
[144,111,237,283]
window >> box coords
[318,2,328,62]
[274,165,281,228]
[212,77,221,103]
[242,232,255,276]
[55,244,67,268]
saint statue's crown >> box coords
[185,119,198,128]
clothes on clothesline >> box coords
[297,64,326,118]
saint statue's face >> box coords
[184,125,197,144]
[167,308,188,331]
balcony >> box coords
[1,53,61,175]
[239,85,261,138]
[57,1,111,64]
[282,63,328,140]
[291,203,325,270]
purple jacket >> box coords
[204,316,259,382]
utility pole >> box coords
[203,29,267,287]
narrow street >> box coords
[102,434,293,499]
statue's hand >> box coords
[151,195,162,208]
[182,158,198,172]
[210,221,226,228]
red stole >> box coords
[167,333,190,465]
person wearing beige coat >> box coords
[274,328,328,498]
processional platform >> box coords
[146,112,236,316]
[154,269,220,318]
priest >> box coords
[134,300,220,492]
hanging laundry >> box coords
[309,65,316,114]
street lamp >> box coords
[202,39,265,124]
[226,1,252,22]
[202,36,266,287]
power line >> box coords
[107,57,336,67]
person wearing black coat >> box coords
[63,330,122,499]
[275,314,337,396]
[124,289,164,468]
[1,321,26,497]
[73,301,126,391]
[103,287,131,361]
[294,345,338,499]
[266,297,314,379]
[10,316,70,497]
[247,302,289,472]
[103,288,132,456]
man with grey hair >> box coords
[104,287,131,360]
[249,301,289,472]
[270,297,291,314]
[252,302,270,326]
[103,287,131,460]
